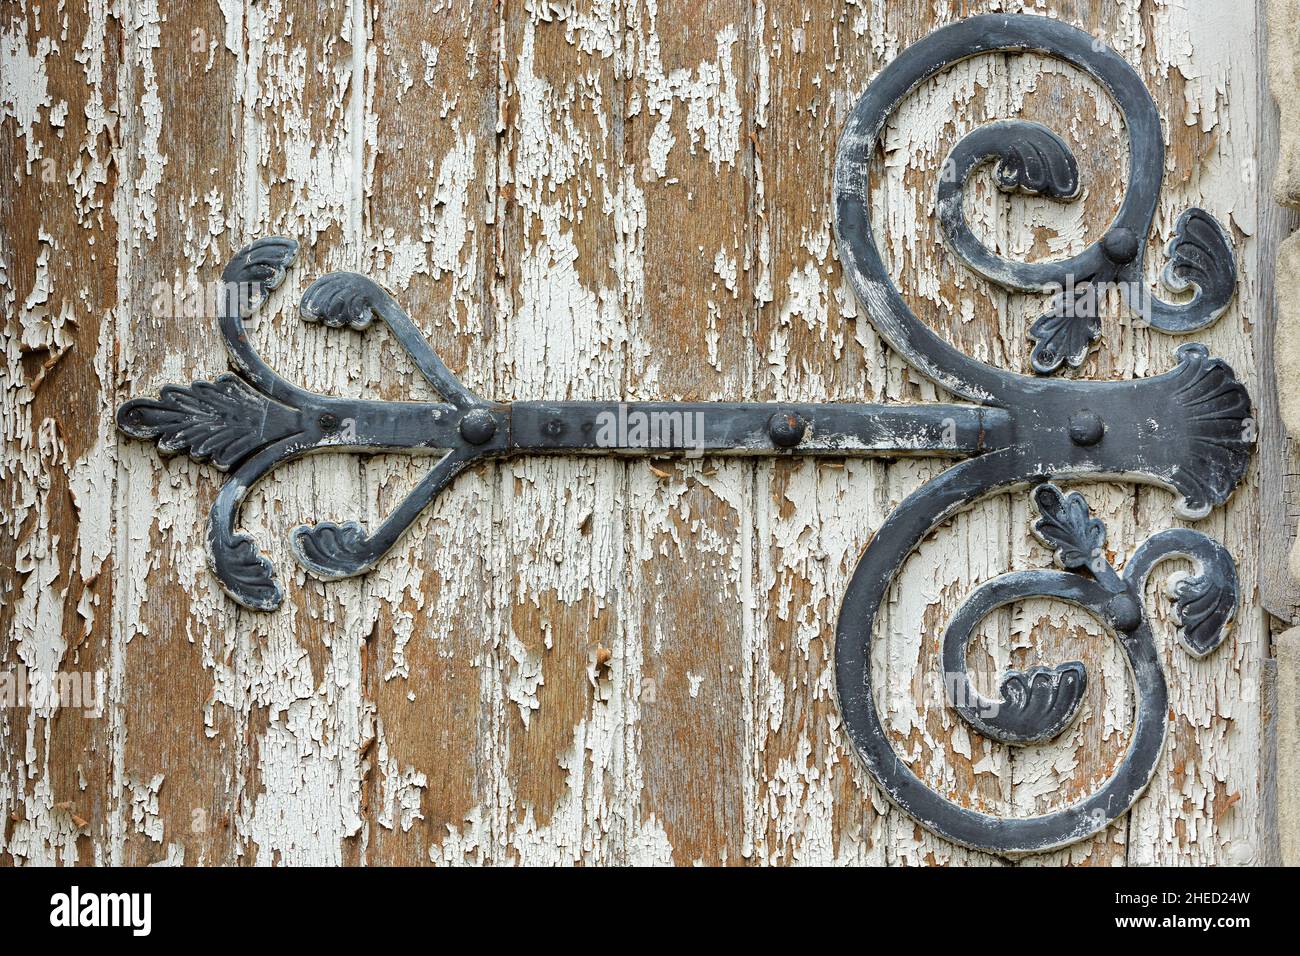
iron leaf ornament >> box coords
[118,14,1253,856]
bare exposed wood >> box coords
[1258,0,1300,624]
[488,0,629,863]
[1259,0,1300,870]
[1,0,120,866]
[1277,627,1300,864]
[361,0,498,866]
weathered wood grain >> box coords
[108,0,251,868]
[621,0,756,866]
[1257,0,1300,625]
[0,0,1269,866]
[1,0,120,865]
[222,0,369,866]
[1121,0,1264,866]
[488,0,630,863]
[749,0,892,867]
[1003,5,1132,867]
[868,7,1014,866]
[360,0,498,867]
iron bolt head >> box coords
[769,411,807,448]
[1105,593,1142,633]
[459,408,497,445]
[318,412,340,434]
[542,417,565,439]
[1101,226,1139,264]
[1068,409,1105,446]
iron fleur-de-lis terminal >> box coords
[117,14,1254,856]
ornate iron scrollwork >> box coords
[117,13,1253,855]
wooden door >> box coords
[0,0,1278,865]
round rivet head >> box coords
[318,412,340,434]
[1101,226,1139,264]
[459,408,497,445]
[542,417,565,439]
[1068,409,1105,446]
[1105,593,1142,633]
[769,411,807,448]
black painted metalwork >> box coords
[117,13,1253,855]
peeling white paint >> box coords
[0,14,59,172]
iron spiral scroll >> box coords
[831,14,1251,854]
[115,14,1253,855]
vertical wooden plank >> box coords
[623,0,755,865]
[1002,0,1134,867]
[1256,0,1298,864]
[1123,0,1264,865]
[855,4,1015,866]
[108,0,362,867]
[746,0,895,865]
[359,0,499,866]
[222,0,372,866]
[1256,0,1300,623]
[109,0,261,865]
[1,0,120,865]
[488,0,630,863]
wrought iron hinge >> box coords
[117,14,1254,856]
